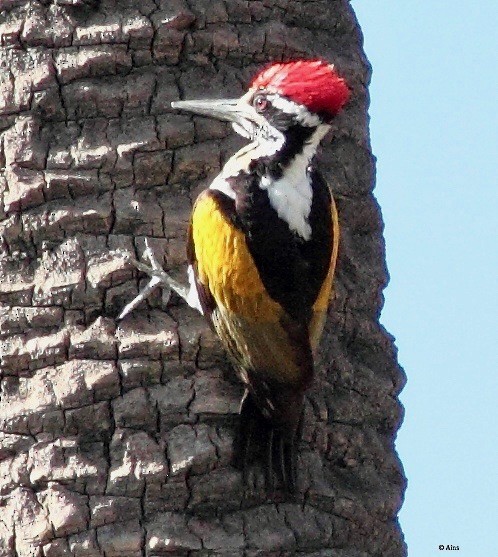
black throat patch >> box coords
[253,124,315,181]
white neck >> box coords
[210,124,330,241]
[259,124,330,240]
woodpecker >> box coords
[120,59,350,491]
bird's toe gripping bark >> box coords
[118,239,188,320]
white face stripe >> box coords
[267,94,321,127]
[210,125,285,198]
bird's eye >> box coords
[253,94,270,113]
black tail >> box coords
[233,389,304,493]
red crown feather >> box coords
[251,59,350,116]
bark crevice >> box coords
[0,1,406,556]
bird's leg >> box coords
[118,239,189,320]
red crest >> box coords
[250,59,350,116]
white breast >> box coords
[260,125,330,240]
[260,159,313,240]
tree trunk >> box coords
[0,1,406,556]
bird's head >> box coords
[172,60,350,152]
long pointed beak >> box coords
[171,97,257,140]
[171,98,246,124]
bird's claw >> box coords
[118,239,172,320]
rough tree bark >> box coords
[0,1,406,556]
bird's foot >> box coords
[118,239,187,320]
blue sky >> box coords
[350,2,497,556]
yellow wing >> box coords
[188,189,339,390]
[309,194,340,352]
